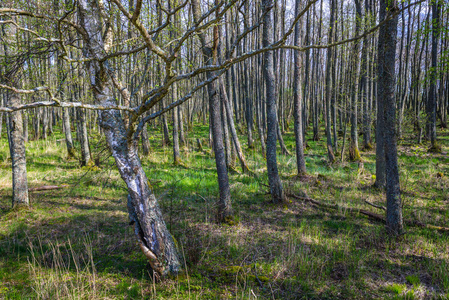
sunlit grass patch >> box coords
[1,124,449,298]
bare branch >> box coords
[0,100,136,113]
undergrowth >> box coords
[1,124,448,299]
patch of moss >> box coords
[349,146,362,162]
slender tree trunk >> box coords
[428,0,440,151]
[219,77,251,173]
[178,107,185,146]
[62,108,76,158]
[23,111,28,143]
[263,0,286,203]
[172,84,181,165]
[191,0,233,222]
[142,122,150,156]
[325,0,336,163]
[8,91,29,207]
[378,0,403,235]
[293,0,306,175]
[42,108,48,140]
[349,0,362,161]
[78,108,91,166]
[0,110,3,138]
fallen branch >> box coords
[364,200,386,211]
[28,185,69,192]
[288,193,384,222]
[288,193,449,233]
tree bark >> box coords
[427,0,440,151]
[62,108,76,158]
[8,90,29,207]
[293,0,307,175]
[324,0,336,163]
[378,0,403,235]
[78,0,181,276]
[262,0,286,203]
[78,108,91,166]
[191,0,233,222]
[142,122,150,156]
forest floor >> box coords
[1,123,449,299]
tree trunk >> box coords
[142,122,151,156]
[78,0,181,276]
[172,84,181,165]
[263,0,286,203]
[378,0,403,235]
[324,0,336,163]
[349,0,362,161]
[219,77,251,173]
[427,0,440,151]
[78,108,91,166]
[191,0,233,222]
[62,108,76,158]
[8,91,29,207]
[293,0,307,175]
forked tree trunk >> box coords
[78,0,181,277]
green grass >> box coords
[1,123,449,299]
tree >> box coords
[427,0,441,152]
[378,0,403,235]
[190,0,233,222]
[293,0,307,175]
[2,18,29,207]
[263,0,286,203]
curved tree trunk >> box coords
[78,0,181,277]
